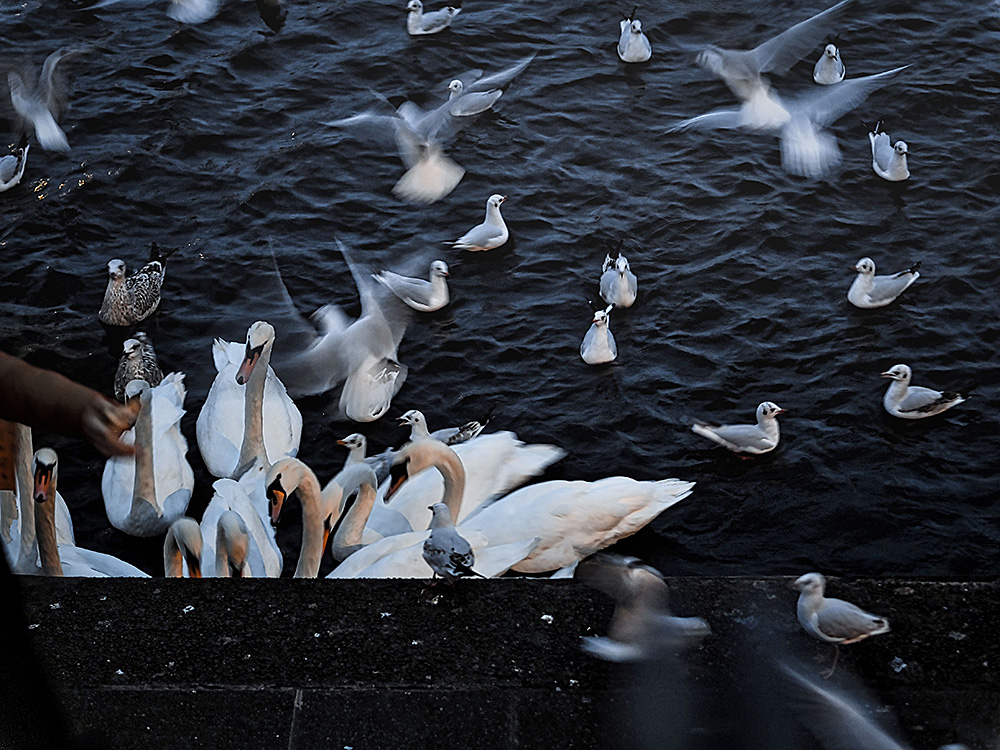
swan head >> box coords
[880,363,911,383]
[32,447,59,504]
[386,440,458,501]
[236,321,275,386]
[824,43,838,58]
[756,402,785,422]
[337,433,367,452]
[406,0,422,12]
[487,194,507,210]
[448,80,463,97]
[431,260,450,278]
[792,572,826,595]
[107,259,126,280]
[853,257,875,275]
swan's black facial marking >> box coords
[34,460,55,503]
[236,342,265,385]
[386,457,411,500]
[267,473,286,526]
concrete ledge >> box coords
[13,578,1000,749]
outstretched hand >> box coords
[80,395,135,458]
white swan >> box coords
[196,321,302,479]
[332,440,694,576]
[101,375,194,536]
[163,517,203,577]
[369,430,566,536]
[30,448,148,577]
[265,458,385,577]
[1,423,75,574]
[196,461,282,577]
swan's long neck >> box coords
[236,342,271,478]
[331,482,376,561]
[11,424,39,573]
[289,462,331,578]
[433,448,466,524]
[164,518,201,578]
[216,510,250,578]
[131,388,158,516]
[34,474,63,577]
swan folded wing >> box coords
[59,544,149,577]
[472,537,540,577]
[348,530,490,579]
[262,368,302,460]
[326,530,427,578]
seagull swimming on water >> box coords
[813,43,846,84]
[98,246,168,327]
[581,303,617,365]
[868,121,909,181]
[398,408,492,446]
[618,7,652,63]
[114,333,164,402]
[406,0,461,36]
[692,401,785,455]
[599,242,637,308]
[847,257,920,308]
[881,364,966,420]
[792,572,889,676]
[374,260,450,312]
[0,134,29,192]
[450,194,509,251]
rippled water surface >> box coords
[1,0,998,577]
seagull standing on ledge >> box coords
[423,502,482,582]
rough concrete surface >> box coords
[9,577,1000,749]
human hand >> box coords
[80,395,136,457]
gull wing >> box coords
[797,66,909,128]
[748,0,854,76]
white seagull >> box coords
[881,364,966,419]
[422,502,482,582]
[813,43,845,84]
[599,244,637,308]
[406,0,461,36]
[792,571,889,675]
[85,0,220,24]
[374,260,450,312]
[397,408,492,445]
[581,304,617,365]
[868,121,909,181]
[847,257,920,308]
[618,7,652,63]
[0,134,29,192]
[692,401,785,455]
[451,193,509,251]
[8,47,83,153]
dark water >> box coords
[1,0,998,578]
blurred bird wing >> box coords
[794,66,909,128]
[748,0,853,76]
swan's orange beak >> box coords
[33,462,53,504]
[188,563,202,579]
[236,342,264,385]
[267,479,286,527]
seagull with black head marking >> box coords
[374,260,450,312]
[868,121,909,181]
[881,364,967,419]
[581,302,617,365]
[0,134,29,192]
[599,241,637,309]
[450,193,509,251]
[813,43,846,84]
[618,6,652,63]
[692,401,785,455]
[847,257,919,309]
[422,502,483,582]
[406,0,461,36]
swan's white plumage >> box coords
[102,373,194,536]
[365,431,566,535]
[196,338,302,478]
